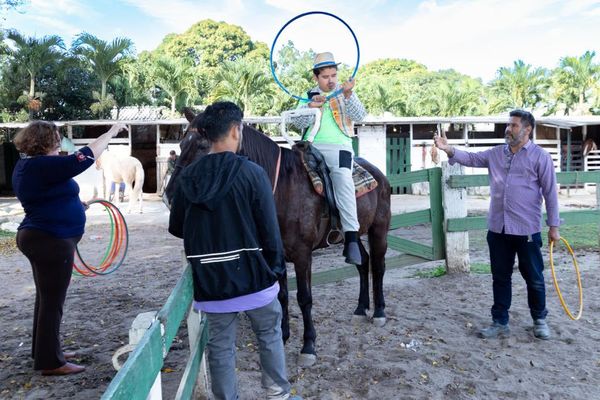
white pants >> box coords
[313,143,360,232]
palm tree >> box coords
[366,82,409,116]
[210,58,274,116]
[5,30,65,116]
[150,56,197,113]
[72,33,134,106]
[552,51,600,115]
[489,60,549,112]
[423,79,484,117]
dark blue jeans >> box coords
[487,230,548,325]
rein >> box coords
[272,146,282,194]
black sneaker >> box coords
[343,241,362,265]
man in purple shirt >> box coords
[434,109,560,340]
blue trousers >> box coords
[487,230,548,325]
[205,298,290,400]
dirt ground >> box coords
[0,194,599,399]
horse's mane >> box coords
[241,125,299,183]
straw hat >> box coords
[312,52,340,70]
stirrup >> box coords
[326,228,343,246]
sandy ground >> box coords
[0,193,599,399]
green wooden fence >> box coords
[386,167,445,261]
[445,171,600,232]
[101,265,208,400]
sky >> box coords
[3,0,600,83]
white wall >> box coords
[357,125,386,173]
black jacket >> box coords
[168,152,285,301]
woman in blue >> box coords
[12,121,126,376]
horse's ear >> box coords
[183,107,196,123]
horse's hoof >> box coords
[298,352,316,367]
[373,317,386,327]
[352,314,368,323]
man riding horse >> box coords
[290,52,367,266]
[164,55,390,365]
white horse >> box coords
[96,151,144,213]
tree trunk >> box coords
[101,80,107,101]
[171,96,176,113]
[28,74,35,120]
[29,75,35,98]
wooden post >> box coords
[597,180,600,249]
[442,162,470,273]
[129,312,162,400]
[128,124,132,156]
[428,167,445,260]
[156,125,161,194]
[556,127,561,171]
[567,129,572,196]
[186,306,210,397]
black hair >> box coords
[196,101,243,142]
[509,109,535,130]
[312,64,338,77]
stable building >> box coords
[1,114,599,196]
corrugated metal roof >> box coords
[359,114,600,127]
[535,116,600,128]
[110,106,170,121]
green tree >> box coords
[270,41,315,113]
[422,78,485,117]
[489,60,549,112]
[210,57,274,116]
[355,58,430,116]
[149,56,197,113]
[551,51,600,115]
[358,80,407,116]
[4,30,65,117]
[108,58,153,117]
[73,32,134,115]
[38,56,98,120]
[358,58,427,77]
[154,19,260,69]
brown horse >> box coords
[165,109,391,366]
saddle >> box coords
[293,141,379,244]
[294,141,379,198]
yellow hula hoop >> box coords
[549,237,583,320]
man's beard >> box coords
[505,128,528,146]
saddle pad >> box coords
[301,159,379,198]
